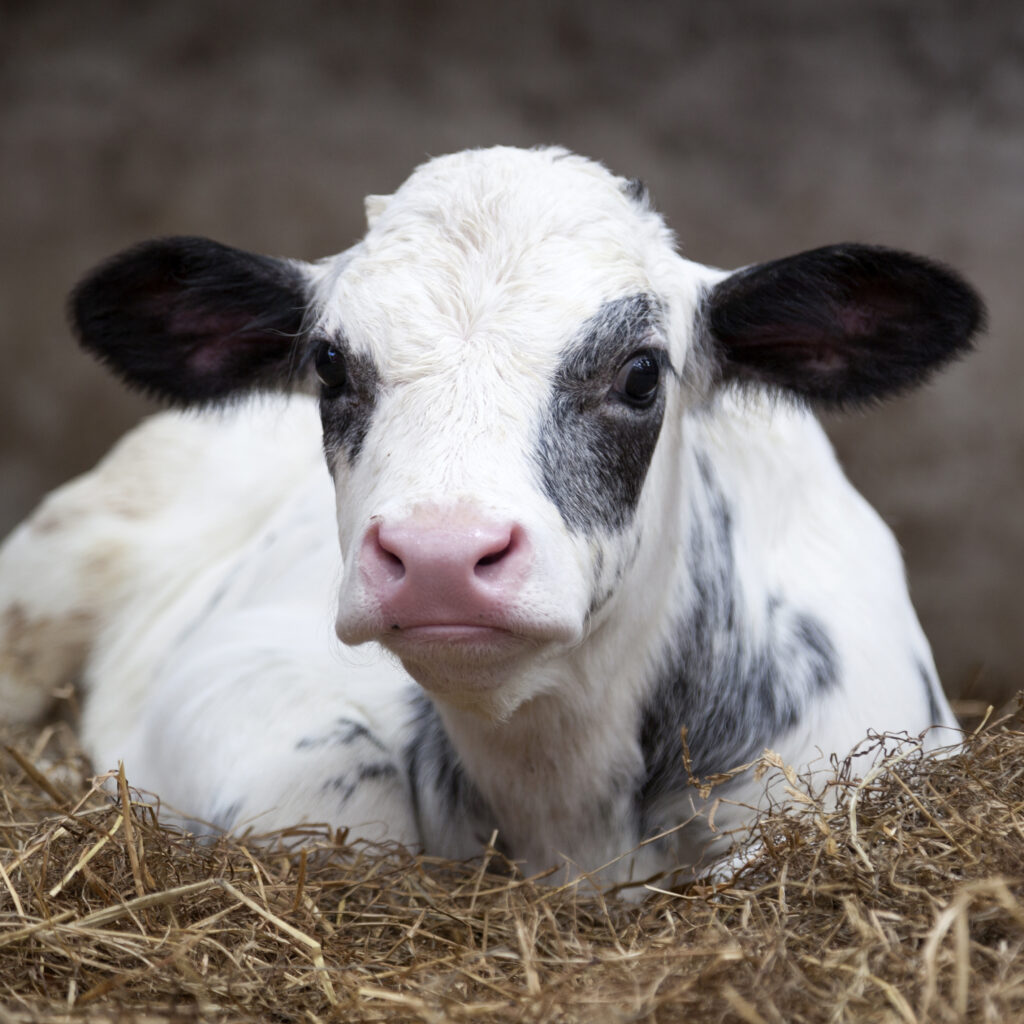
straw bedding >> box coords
[1,702,1022,1023]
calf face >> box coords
[72,147,983,719]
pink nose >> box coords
[360,511,531,628]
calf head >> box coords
[72,147,983,717]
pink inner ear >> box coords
[833,281,917,338]
[169,305,286,376]
[833,304,879,337]
[187,337,237,376]
[801,346,848,375]
[169,306,258,342]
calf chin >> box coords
[362,615,582,720]
[397,649,550,720]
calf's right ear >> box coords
[70,236,317,404]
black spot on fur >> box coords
[536,295,669,535]
[623,177,650,205]
[703,243,985,408]
[917,659,947,726]
[316,337,381,465]
[587,546,617,617]
[322,761,400,803]
[636,454,839,838]
[209,801,242,832]
[789,615,839,694]
[405,693,495,842]
[71,236,313,404]
[296,716,388,752]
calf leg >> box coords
[108,603,421,846]
[0,461,142,723]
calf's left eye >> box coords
[613,352,660,408]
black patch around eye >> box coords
[536,295,668,535]
[313,335,380,466]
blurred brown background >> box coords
[1,0,1020,705]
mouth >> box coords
[390,623,518,641]
[381,622,530,658]
[376,623,535,699]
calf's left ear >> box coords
[703,244,985,407]
[70,236,316,404]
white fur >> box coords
[0,147,959,889]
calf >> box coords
[0,147,981,888]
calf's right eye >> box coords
[315,342,348,391]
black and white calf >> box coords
[0,147,981,886]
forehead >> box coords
[314,148,671,373]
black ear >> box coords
[703,244,985,407]
[70,236,315,404]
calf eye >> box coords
[613,352,660,408]
[315,342,347,391]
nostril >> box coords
[382,548,405,575]
[474,525,523,578]
[369,523,406,582]
[476,549,506,568]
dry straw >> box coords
[1,702,1023,1023]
